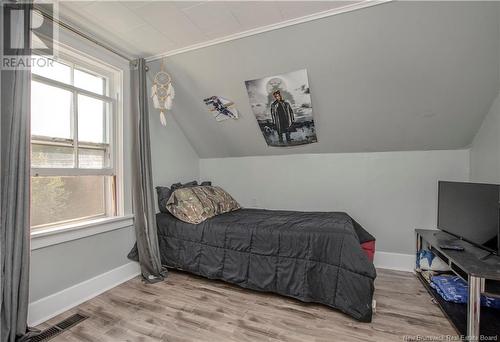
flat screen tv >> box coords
[438,181,500,255]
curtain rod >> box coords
[34,4,134,62]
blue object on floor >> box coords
[430,275,500,309]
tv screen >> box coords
[438,181,500,254]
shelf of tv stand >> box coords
[415,229,500,339]
[416,229,500,280]
[415,271,500,337]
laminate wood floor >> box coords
[37,269,456,342]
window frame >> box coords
[30,45,123,231]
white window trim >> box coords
[31,214,134,250]
[30,42,127,243]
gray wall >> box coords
[30,227,136,301]
[470,92,500,183]
[162,1,499,158]
[147,61,200,199]
[469,1,500,184]
[200,150,470,254]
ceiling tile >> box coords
[134,2,208,46]
[121,1,150,10]
[172,1,206,11]
[57,1,95,12]
[278,1,356,20]
[226,1,283,30]
[126,25,177,56]
[80,2,145,34]
[182,2,241,38]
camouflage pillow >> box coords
[166,186,240,224]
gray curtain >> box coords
[1,2,32,341]
[130,58,167,282]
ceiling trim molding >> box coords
[146,0,391,62]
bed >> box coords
[156,208,377,322]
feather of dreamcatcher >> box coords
[151,84,160,108]
[165,84,175,110]
[151,59,175,126]
[159,111,167,126]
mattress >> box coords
[156,208,377,321]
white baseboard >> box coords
[374,251,415,272]
[28,261,141,327]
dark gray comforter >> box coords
[156,208,376,322]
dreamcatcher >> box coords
[151,59,175,126]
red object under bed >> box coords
[361,240,375,262]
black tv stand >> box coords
[415,229,500,340]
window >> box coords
[30,52,121,230]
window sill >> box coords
[31,214,134,250]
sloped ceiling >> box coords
[148,1,500,158]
